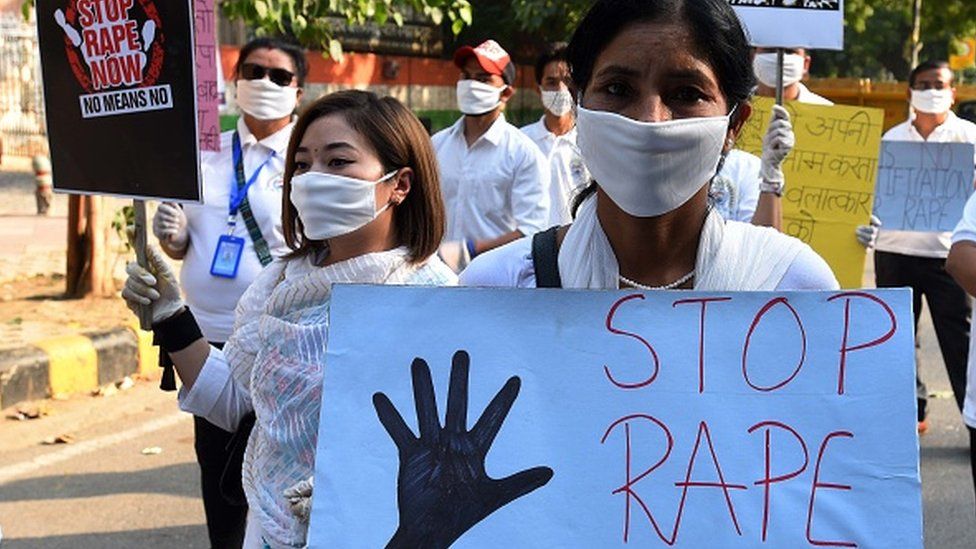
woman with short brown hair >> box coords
[123,90,456,548]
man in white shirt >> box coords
[874,60,976,432]
[946,191,976,507]
[151,37,301,548]
[433,40,550,271]
[520,43,588,226]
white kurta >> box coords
[180,249,457,548]
[521,117,590,225]
[460,194,838,292]
[950,194,976,429]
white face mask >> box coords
[541,88,574,117]
[290,170,398,240]
[576,106,730,218]
[752,53,806,88]
[911,89,954,114]
[457,79,503,115]
[236,78,299,121]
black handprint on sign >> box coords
[372,350,554,549]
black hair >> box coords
[567,0,754,108]
[909,60,952,88]
[566,0,755,216]
[235,37,309,87]
[534,42,569,86]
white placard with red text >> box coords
[309,286,921,548]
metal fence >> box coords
[0,13,47,158]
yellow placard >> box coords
[950,38,976,71]
[736,98,885,288]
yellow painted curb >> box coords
[33,335,98,396]
[127,321,160,376]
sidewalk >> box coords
[0,215,67,284]
[0,158,68,283]
[0,158,150,410]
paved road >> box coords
[917,303,975,548]
[0,381,207,548]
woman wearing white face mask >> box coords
[460,0,838,293]
[149,37,306,548]
[123,90,456,548]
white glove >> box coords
[152,202,188,251]
[855,215,882,248]
[437,240,472,273]
[283,476,314,523]
[759,105,795,194]
[121,245,185,324]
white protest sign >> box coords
[873,141,976,232]
[729,0,844,50]
[309,286,922,548]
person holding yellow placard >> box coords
[710,106,794,229]
[711,46,831,230]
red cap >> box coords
[453,40,515,85]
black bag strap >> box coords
[532,226,563,288]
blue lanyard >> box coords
[230,131,275,220]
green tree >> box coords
[443,0,588,67]
[218,0,588,62]
[814,0,976,80]
[21,0,474,59]
[220,0,472,58]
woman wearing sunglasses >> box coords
[148,37,305,547]
[125,90,457,548]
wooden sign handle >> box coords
[775,48,785,106]
[133,199,153,330]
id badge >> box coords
[210,235,245,278]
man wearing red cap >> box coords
[433,40,550,272]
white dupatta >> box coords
[557,194,803,291]
[224,248,455,548]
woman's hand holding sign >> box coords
[373,351,553,548]
[121,245,184,324]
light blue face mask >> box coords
[290,170,398,240]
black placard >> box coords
[36,0,200,201]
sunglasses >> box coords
[240,63,295,87]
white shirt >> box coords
[521,117,590,225]
[432,114,551,241]
[179,119,291,342]
[711,149,762,222]
[459,232,838,290]
[714,85,829,223]
[950,193,976,428]
[876,112,976,258]
[796,83,834,105]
